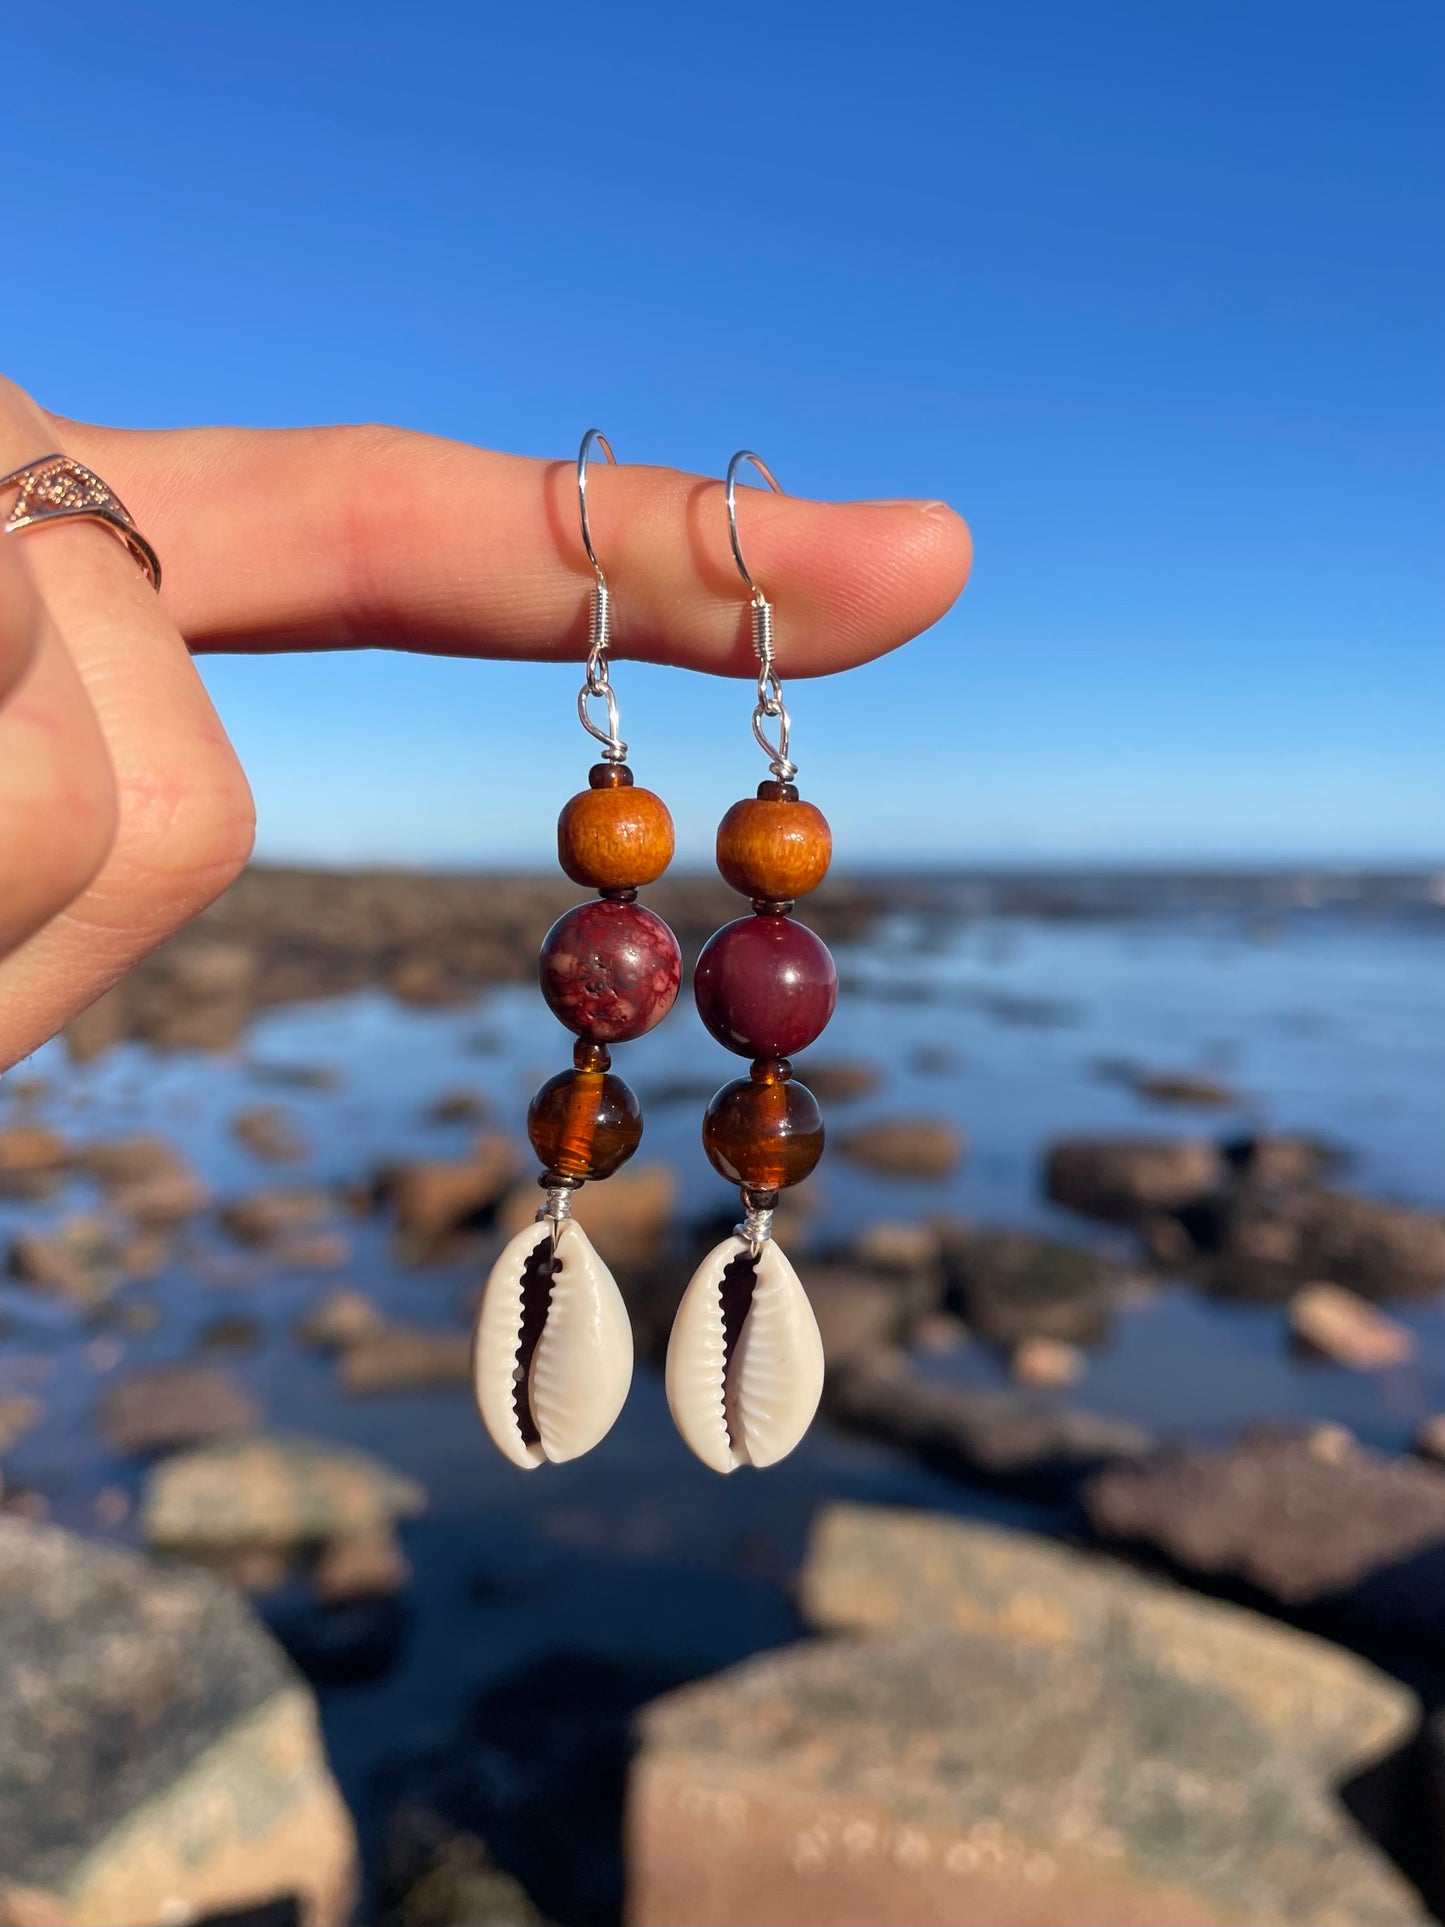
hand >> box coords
[0,374,971,1070]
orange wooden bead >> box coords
[715,791,832,901]
[557,780,675,890]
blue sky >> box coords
[8,1,1442,865]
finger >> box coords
[0,537,117,955]
[51,419,972,678]
[0,379,255,1069]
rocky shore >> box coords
[1,863,1443,1925]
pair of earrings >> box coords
[472,432,835,1476]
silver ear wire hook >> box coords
[725,450,797,783]
[576,429,627,763]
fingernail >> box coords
[853,498,951,513]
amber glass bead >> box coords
[693,913,837,1057]
[702,1069,824,1190]
[716,788,832,902]
[528,1064,642,1181]
[540,898,682,1043]
[557,770,675,889]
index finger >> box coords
[49,421,972,679]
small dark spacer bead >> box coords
[601,886,639,903]
[751,898,795,916]
[742,1186,780,1212]
[750,1056,793,1084]
[757,779,800,802]
[536,1170,582,1192]
[589,762,635,788]
[573,1041,611,1072]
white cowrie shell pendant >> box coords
[471,1217,633,1467]
[665,1234,824,1473]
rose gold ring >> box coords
[0,452,161,591]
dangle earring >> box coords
[472,431,683,1467]
[666,452,834,1473]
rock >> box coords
[93,1486,130,1529]
[942,1229,1120,1347]
[914,1312,971,1353]
[231,1103,307,1163]
[79,1136,210,1224]
[501,1162,677,1263]
[0,1395,43,1455]
[834,1117,963,1179]
[1213,1190,1445,1302]
[219,1186,333,1247]
[0,1517,357,1926]
[1086,1432,1445,1628]
[1289,1282,1415,1368]
[1223,1133,1336,1188]
[313,1527,411,1604]
[0,1124,69,1198]
[96,1364,260,1455]
[806,1268,910,1374]
[1133,1071,1239,1108]
[800,1503,1416,1773]
[424,1088,491,1125]
[1011,1336,1086,1386]
[143,1433,426,1551]
[382,1134,518,1250]
[63,984,130,1063]
[1413,1414,1445,1464]
[628,1625,1424,1927]
[339,1326,473,1395]
[294,1286,386,1350]
[789,1058,883,1103]
[196,1313,263,1354]
[828,1351,1154,1489]
[379,1810,547,1927]
[1046,1136,1223,1224]
[7,1217,123,1306]
[852,1219,944,1279]
[217,1547,295,1596]
[275,1230,351,1270]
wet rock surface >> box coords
[835,1116,964,1178]
[1086,1431,1445,1631]
[95,1363,261,1455]
[0,1517,357,1927]
[828,1350,1155,1490]
[337,1326,474,1395]
[142,1433,427,1552]
[941,1227,1123,1348]
[629,1622,1426,1927]
[1046,1135,1224,1224]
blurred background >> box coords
[2,4,1443,1925]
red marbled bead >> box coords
[693,914,837,1058]
[539,898,682,1044]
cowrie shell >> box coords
[665,1234,823,1473]
[471,1217,632,1467]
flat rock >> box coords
[1086,1431,1445,1628]
[942,1228,1120,1347]
[313,1526,412,1605]
[835,1117,963,1179]
[95,1363,260,1455]
[143,1432,426,1551]
[788,1058,884,1103]
[1047,1135,1224,1224]
[629,1624,1424,1927]
[1289,1282,1415,1368]
[1011,1335,1086,1386]
[851,1219,945,1279]
[7,1217,125,1306]
[800,1503,1415,1775]
[231,1103,307,1163]
[0,1394,43,1455]
[1214,1189,1445,1302]
[828,1351,1154,1490]
[0,1124,70,1198]
[219,1187,333,1247]
[338,1326,473,1395]
[381,1134,517,1247]
[0,1517,356,1925]
[1132,1071,1239,1108]
[424,1087,491,1125]
[293,1286,386,1350]
[501,1161,677,1263]
[806,1267,912,1374]
[1223,1133,1337,1188]
[80,1135,210,1224]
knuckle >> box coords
[112,735,256,923]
